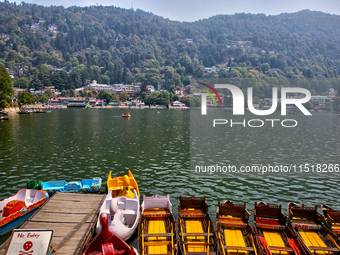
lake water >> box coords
[0,108,339,244]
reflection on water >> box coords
[0,109,339,225]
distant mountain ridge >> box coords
[1,2,340,94]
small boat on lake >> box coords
[33,109,47,113]
[97,172,140,241]
[217,201,259,255]
[288,202,340,254]
[0,116,9,120]
[27,177,102,194]
[0,189,49,236]
[254,202,307,255]
[106,170,139,197]
[122,113,131,117]
[0,110,8,115]
[322,205,340,237]
[84,213,137,255]
[17,110,31,114]
[138,195,177,255]
[176,196,217,255]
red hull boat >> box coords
[83,213,137,255]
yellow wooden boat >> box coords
[106,170,139,198]
[138,195,177,255]
[176,196,217,255]
[288,203,340,255]
[254,202,308,255]
[322,205,340,237]
[217,201,260,255]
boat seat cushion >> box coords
[291,220,322,230]
[256,219,285,230]
[218,216,247,227]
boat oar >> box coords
[171,223,174,255]
[287,238,301,255]
[217,230,226,255]
[250,234,258,255]
[327,234,340,250]
[259,236,272,255]
[179,218,187,255]
[142,223,145,255]
[207,223,210,255]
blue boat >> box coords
[28,177,102,193]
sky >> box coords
[12,0,340,22]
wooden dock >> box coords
[0,192,105,255]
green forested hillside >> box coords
[1,1,340,94]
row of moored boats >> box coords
[1,171,340,255]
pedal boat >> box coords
[106,170,139,197]
[97,173,140,241]
[0,189,49,235]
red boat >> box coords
[83,213,137,255]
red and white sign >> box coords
[5,230,53,255]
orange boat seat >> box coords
[3,200,26,217]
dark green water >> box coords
[0,108,339,226]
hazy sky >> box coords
[14,0,340,21]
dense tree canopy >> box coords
[0,64,14,107]
[1,2,340,99]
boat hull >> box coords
[0,207,38,236]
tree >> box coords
[333,97,340,112]
[98,90,113,105]
[260,63,270,72]
[38,95,49,103]
[140,83,148,95]
[44,88,55,98]
[145,91,170,105]
[17,91,36,104]
[172,93,180,102]
[14,77,29,88]
[119,92,130,102]
[218,68,228,78]
[169,85,176,94]
[191,96,201,107]
[0,64,14,107]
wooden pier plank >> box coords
[0,192,105,255]
[29,212,95,223]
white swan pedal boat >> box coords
[96,188,140,241]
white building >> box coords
[89,80,114,92]
[311,96,331,105]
